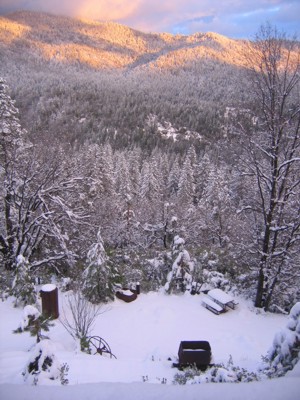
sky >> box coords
[0,0,299,38]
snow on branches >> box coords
[164,235,195,293]
[265,302,300,376]
[83,228,118,303]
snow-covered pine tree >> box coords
[0,77,28,271]
[11,255,37,306]
[14,305,54,343]
[177,151,196,207]
[167,157,180,198]
[83,228,118,303]
[266,302,300,376]
[165,235,194,293]
[138,157,163,219]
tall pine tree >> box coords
[83,228,118,303]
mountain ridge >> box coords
[0,10,253,150]
[0,10,246,70]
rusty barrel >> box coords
[40,284,59,319]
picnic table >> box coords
[202,289,238,314]
[208,288,238,310]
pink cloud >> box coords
[0,0,142,20]
[73,0,141,21]
[0,0,298,37]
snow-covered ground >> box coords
[0,290,299,399]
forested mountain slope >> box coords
[0,12,299,313]
[0,11,251,150]
[0,11,246,69]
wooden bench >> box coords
[201,296,224,315]
[227,300,239,310]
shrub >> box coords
[23,340,61,385]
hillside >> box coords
[0,11,253,149]
[0,11,246,70]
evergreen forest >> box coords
[1,11,299,312]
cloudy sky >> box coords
[0,0,299,38]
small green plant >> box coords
[59,363,70,385]
[80,336,91,353]
[14,314,54,343]
[173,364,201,385]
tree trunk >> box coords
[255,266,265,308]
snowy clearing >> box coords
[0,290,299,399]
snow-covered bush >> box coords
[119,263,143,291]
[173,356,259,385]
[144,252,171,291]
[11,255,37,306]
[0,269,13,301]
[201,362,258,383]
[173,365,201,385]
[59,277,72,292]
[202,269,232,292]
[195,249,236,293]
[264,302,300,376]
[23,340,62,385]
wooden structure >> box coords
[40,284,59,319]
[202,288,238,315]
[201,296,224,315]
[176,341,211,369]
[116,289,137,303]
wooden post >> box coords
[136,282,140,295]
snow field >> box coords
[0,290,299,399]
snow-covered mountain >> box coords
[0,11,246,70]
[0,11,254,149]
